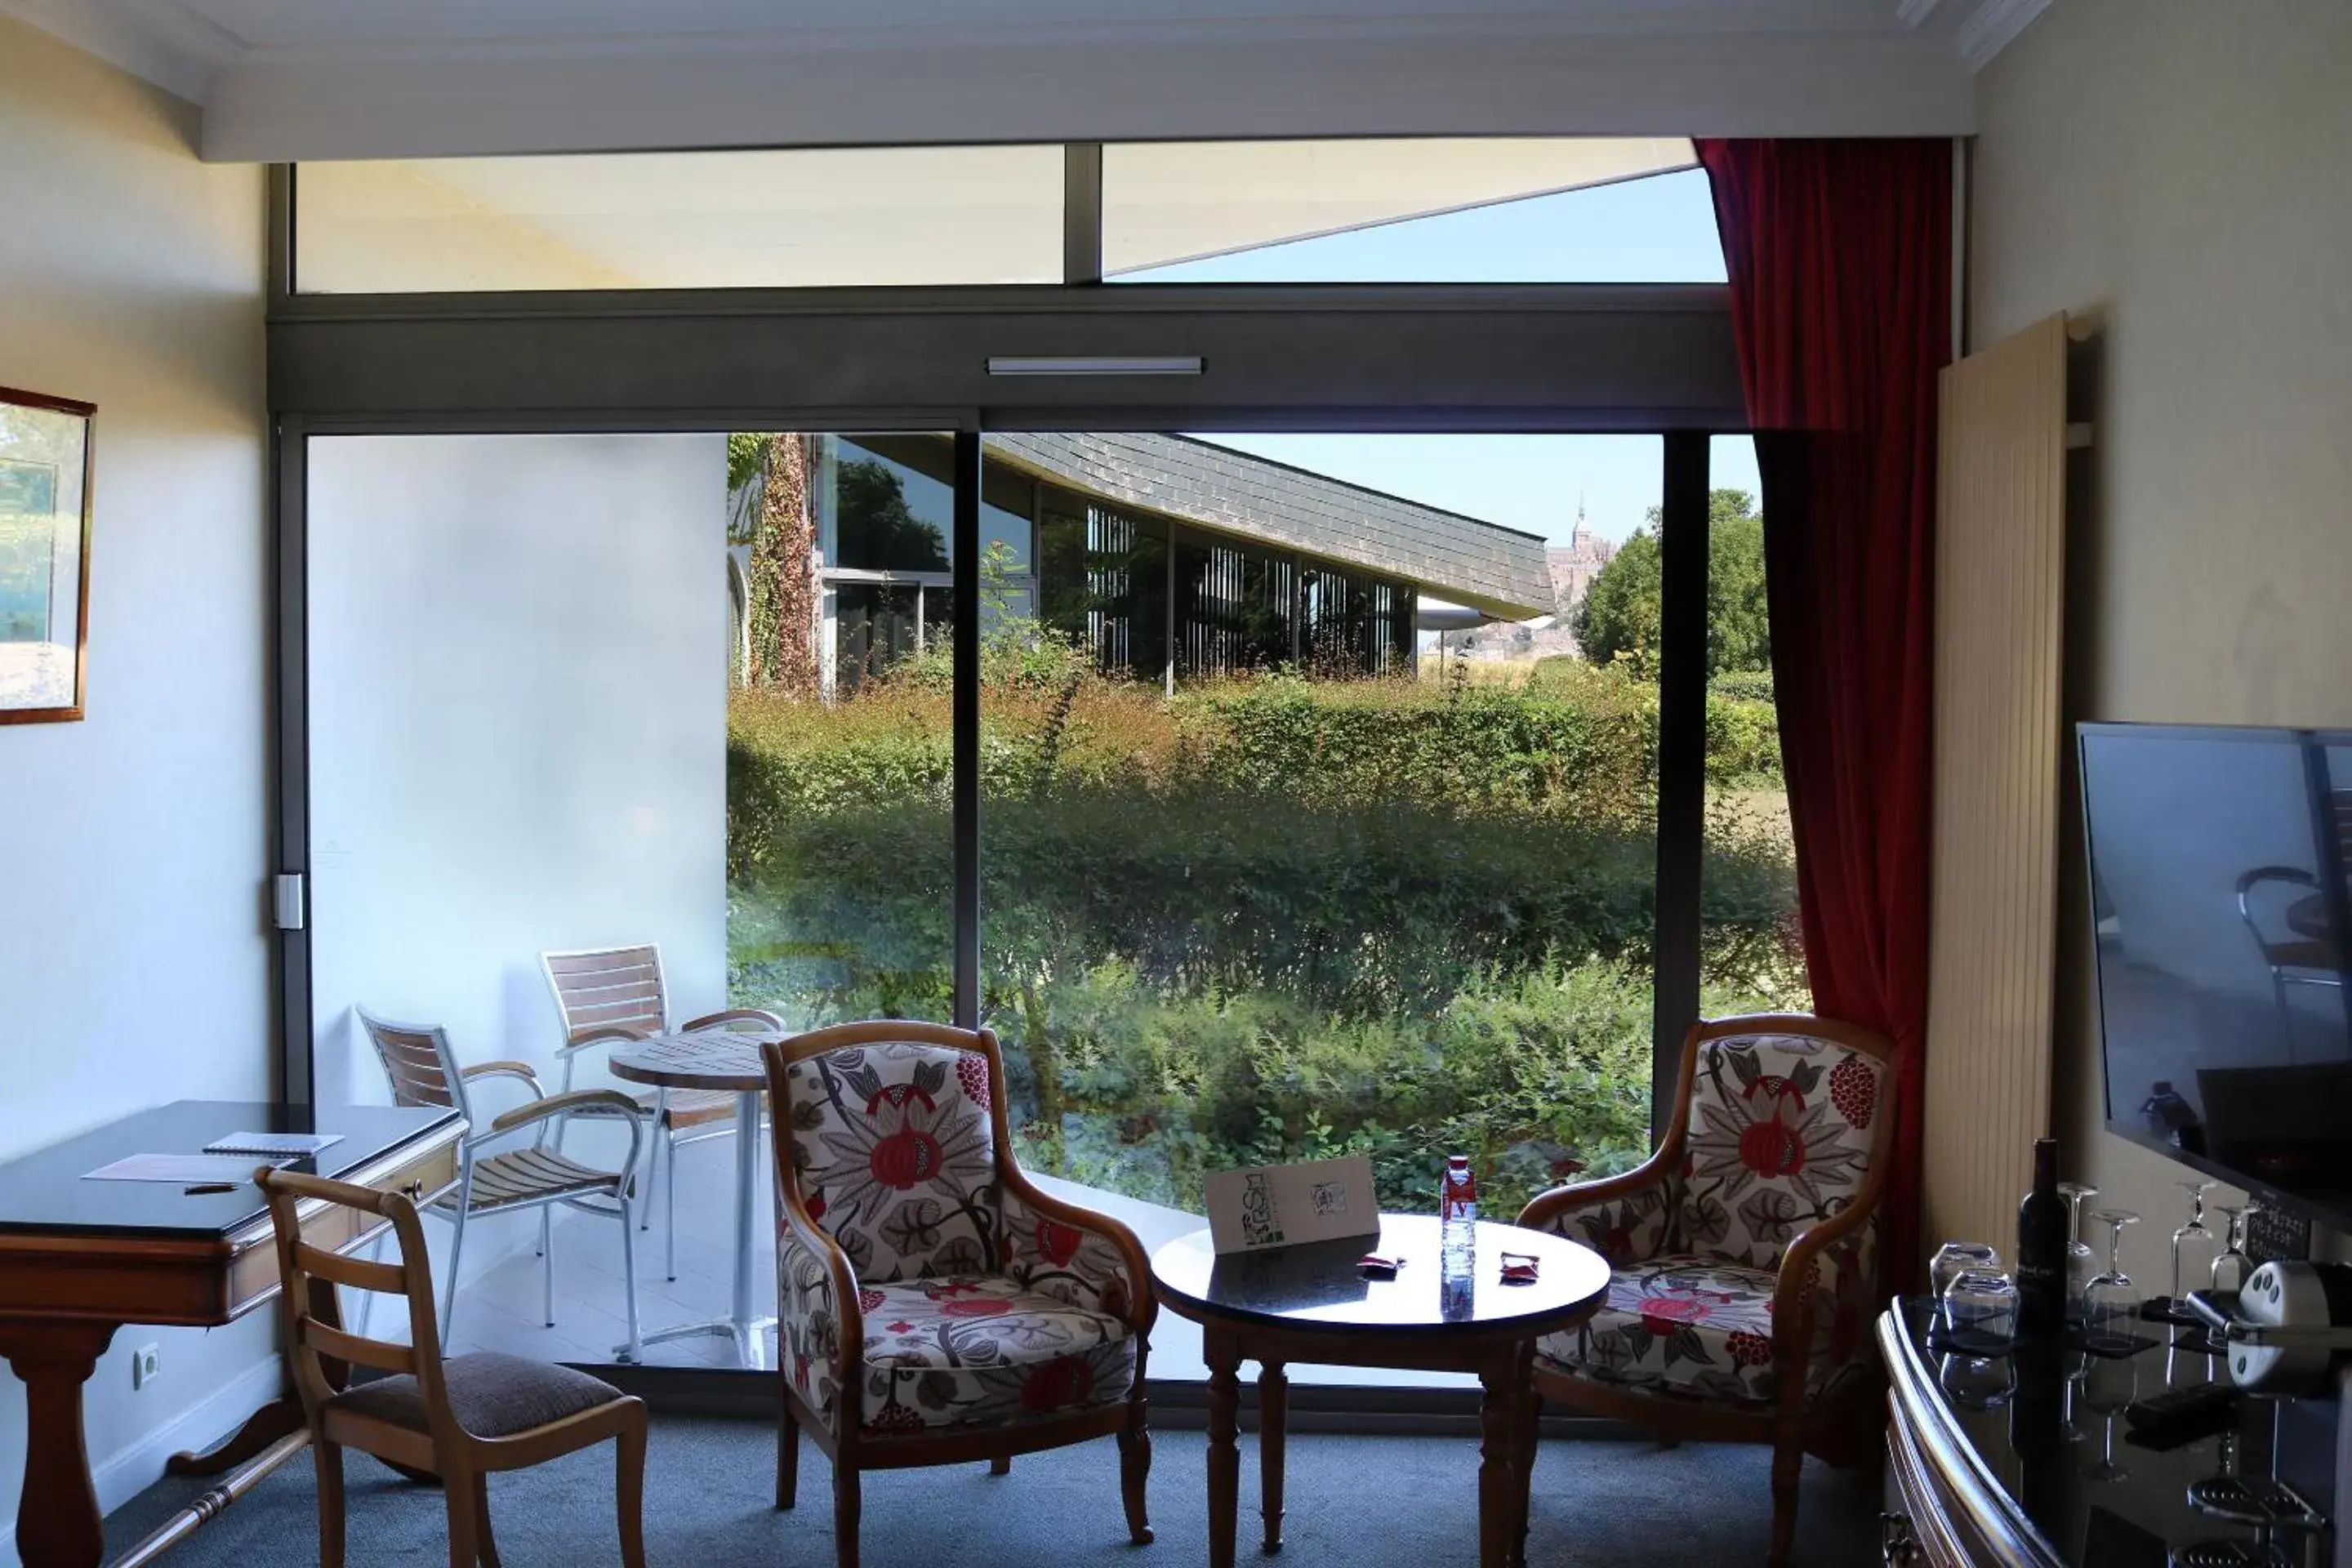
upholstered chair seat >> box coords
[329,1352,627,1439]
[1517,1014,1898,1568]
[853,1276,1136,1432]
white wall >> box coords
[1970,0,2352,1267]
[0,16,268,1561]
[305,434,729,1280]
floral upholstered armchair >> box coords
[761,1021,1156,1568]
[1517,1013,1897,1568]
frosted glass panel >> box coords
[296,145,1064,292]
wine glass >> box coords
[2210,1203,2252,1294]
[2167,1179,2219,1316]
[2057,1182,2100,1321]
[2078,1350,2139,1483]
[2082,1209,2141,1349]
[1930,1242,2000,1332]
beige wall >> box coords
[1971,0,2352,1276]
[0,16,268,1559]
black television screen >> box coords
[2079,723,2352,1229]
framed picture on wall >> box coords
[0,385,94,724]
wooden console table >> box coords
[0,1101,464,1568]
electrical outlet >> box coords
[131,1343,160,1391]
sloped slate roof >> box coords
[987,432,1553,621]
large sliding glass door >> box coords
[271,149,1759,1394]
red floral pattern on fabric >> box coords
[1526,1027,1889,1413]
[774,1036,1147,1435]
[785,1045,997,1282]
[854,1275,1133,1432]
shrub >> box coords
[726,656,1807,1209]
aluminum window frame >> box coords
[265,161,1730,1380]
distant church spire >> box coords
[1574,491,1588,544]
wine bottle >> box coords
[2016,1137,2067,1338]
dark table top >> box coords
[1887,1295,2343,1568]
[0,1100,461,1241]
[1150,1214,1609,1339]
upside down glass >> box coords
[2082,1209,2141,1349]
[1931,1242,2001,1333]
[2210,1204,2252,1294]
[2167,1178,2219,1317]
[1942,1268,2020,1346]
[2058,1181,2099,1321]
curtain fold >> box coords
[1693,139,1951,1303]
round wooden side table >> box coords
[1151,1214,1609,1568]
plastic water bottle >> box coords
[1440,1155,1479,1272]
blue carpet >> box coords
[105,1418,1878,1566]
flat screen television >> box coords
[2080,722,2352,1231]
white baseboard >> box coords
[0,1352,283,1568]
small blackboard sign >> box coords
[2247,1202,2313,1267]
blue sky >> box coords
[1129,167,1759,547]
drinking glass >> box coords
[1938,1351,2016,1411]
[1930,1242,2000,1331]
[2209,1204,2252,1294]
[2057,1181,2100,1321]
[2082,1209,2141,1347]
[2078,1349,2139,1483]
[1941,1269,2020,1346]
[2167,1178,2219,1314]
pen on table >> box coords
[183,1182,238,1195]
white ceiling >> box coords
[2,0,2056,160]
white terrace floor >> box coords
[422,1133,1468,1388]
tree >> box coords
[735,432,823,695]
[1571,488,1771,677]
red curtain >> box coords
[1694,139,1951,1299]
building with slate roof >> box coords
[782,430,1552,693]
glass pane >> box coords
[1104,136,1710,283]
[824,434,1030,572]
[982,431,1661,1387]
[294,146,1063,293]
[729,430,958,1029]
[1040,492,1169,682]
[307,431,738,1370]
[1700,434,1809,1014]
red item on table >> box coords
[1358,1253,1405,1276]
[1499,1252,1539,1285]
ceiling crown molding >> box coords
[0,0,246,101]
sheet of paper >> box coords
[1205,1155,1379,1254]
[203,1132,342,1156]
[83,1154,278,1184]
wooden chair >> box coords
[1516,1013,1899,1568]
[765,1021,1156,1568]
[257,1167,650,1568]
[541,942,783,1280]
[356,1008,646,1359]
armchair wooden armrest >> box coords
[775,1177,862,1398]
[683,1007,786,1033]
[996,1165,1156,1334]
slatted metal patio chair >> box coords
[541,943,783,1279]
[356,1007,646,1359]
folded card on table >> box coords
[1205,1156,1379,1255]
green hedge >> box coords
[726,664,1803,1212]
